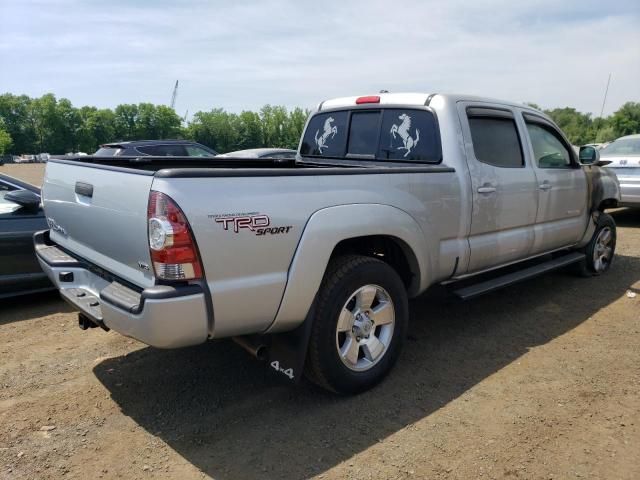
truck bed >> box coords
[53,156,454,176]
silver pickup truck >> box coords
[36,93,620,394]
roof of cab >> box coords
[318,92,542,115]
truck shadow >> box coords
[93,253,640,480]
[609,207,639,227]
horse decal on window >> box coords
[390,113,420,157]
[315,117,337,153]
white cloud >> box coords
[0,0,638,116]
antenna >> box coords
[595,73,611,141]
[170,80,179,110]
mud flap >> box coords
[266,301,316,383]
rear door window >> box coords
[300,112,348,157]
[467,114,524,168]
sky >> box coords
[1,0,638,118]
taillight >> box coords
[147,191,203,281]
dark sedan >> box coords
[0,173,52,298]
[216,148,297,159]
[94,140,218,157]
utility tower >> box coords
[170,80,179,110]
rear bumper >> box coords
[34,230,209,348]
[619,180,640,206]
[611,172,640,206]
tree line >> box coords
[0,93,309,155]
[0,92,639,156]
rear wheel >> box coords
[305,255,408,394]
[575,213,616,276]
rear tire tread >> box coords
[305,254,407,394]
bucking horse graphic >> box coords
[390,113,420,157]
[315,117,337,153]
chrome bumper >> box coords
[34,231,209,348]
[611,170,640,206]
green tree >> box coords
[610,102,640,137]
[0,94,34,154]
[544,107,594,145]
[0,123,12,155]
[186,109,238,153]
[114,104,139,140]
[55,98,81,152]
[235,111,263,149]
[285,107,309,149]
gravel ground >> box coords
[0,164,46,187]
[1,164,639,479]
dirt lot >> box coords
[0,164,46,187]
[1,164,639,479]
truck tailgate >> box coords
[42,161,155,288]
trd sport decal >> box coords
[209,213,293,236]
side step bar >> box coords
[453,252,585,300]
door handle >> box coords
[477,186,496,194]
[539,182,552,191]
[75,182,93,197]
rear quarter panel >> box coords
[151,170,462,337]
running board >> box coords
[453,252,585,300]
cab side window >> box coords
[467,109,524,168]
[525,122,572,169]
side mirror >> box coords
[579,146,600,165]
[5,190,41,211]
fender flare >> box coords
[266,203,431,333]
[577,166,621,247]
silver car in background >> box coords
[600,134,640,207]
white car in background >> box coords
[600,134,640,207]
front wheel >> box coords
[576,213,616,276]
[305,255,408,394]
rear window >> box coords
[348,111,380,156]
[94,147,122,156]
[600,137,640,156]
[379,109,440,161]
[136,145,187,156]
[300,108,440,162]
[300,112,348,157]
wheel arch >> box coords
[266,204,431,333]
[329,235,420,293]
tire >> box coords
[575,212,616,276]
[305,255,408,394]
